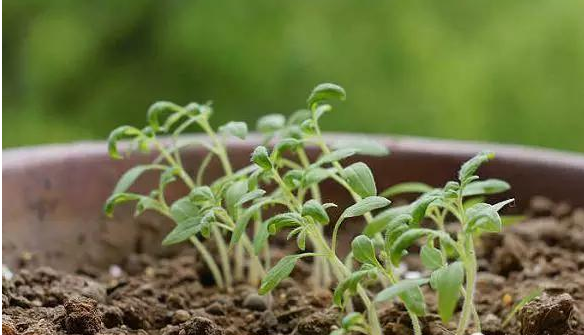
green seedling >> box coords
[354,151,514,335]
[104,83,516,335]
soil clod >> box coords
[519,293,574,335]
[62,296,102,335]
[243,292,268,311]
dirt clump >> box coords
[62,296,102,334]
[519,293,575,335]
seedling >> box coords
[104,83,515,335]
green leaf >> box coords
[307,83,346,108]
[351,235,378,265]
[302,168,333,187]
[159,166,180,189]
[113,164,166,194]
[380,182,433,198]
[342,196,391,219]
[342,162,377,198]
[312,148,356,167]
[463,179,510,197]
[465,199,513,233]
[225,180,249,211]
[219,121,248,139]
[271,138,302,160]
[333,264,377,306]
[266,212,304,234]
[420,245,443,270]
[410,191,442,224]
[107,126,143,159]
[390,229,455,266]
[302,200,330,225]
[257,114,286,134]
[332,139,389,157]
[458,151,495,184]
[235,189,266,206]
[162,198,203,245]
[259,254,304,294]
[341,312,366,330]
[231,199,269,247]
[253,219,270,254]
[313,104,332,121]
[251,146,272,170]
[287,109,311,126]
[134,196,167,216]
[374,278,429,303]
[431,262,464,322]
[190,186,215,203]
[104,193,141,216]
[400,285,427,316]
[147,101,182,131]
[364,205,411,236]
[283,169,303,189]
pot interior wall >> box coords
[3,136,584,271]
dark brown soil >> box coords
[3,198,584,335]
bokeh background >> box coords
[3,1,584,151]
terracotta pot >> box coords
[3,135,584,271]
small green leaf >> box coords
[375,278,429,302]
[364,205,411,236]
[333,264,377,306]
[351,235,378,265]
[341,312,366,329]
[380,182,433,198]
[431,262,464,323]
[302,168,333,187]
[390,229,455,266]
[271,138,302,160]
[107,126,143,159]
[235,189,266,206]
[420,245,443,270]
[159,166,180,189]
[296,229,307,250]
[332,139,389,157]
[113,164,166,194]
[147,101,182,131]
[287,109,311,125]
[251,146,272,170]
[190,186,215,203]
[465,199,513,233]
[410,191,442,224]
[283,169,303,189]
[312,148,356,167]
[342,196,391,219]
[400,286,427,316]
[162,198,203,245]
[302,200,330,225]
[259,254,304,294]
[231,200,269,247]
[307,83,346,108]
[342,162,377,198]
[225,180,249,211]
[463,179,510,197]
[257,114,286,134]
[458,151,495,184]
[219,121,248,139]
[104,193,141,216]
[266,213,304,234]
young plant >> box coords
[353,151,514,335]
[104,100,267,289]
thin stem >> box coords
[190,236,225,289]
[456,236,477,335]
[212,226,232,288]
[197,118,233,176]
[196,151,214,186]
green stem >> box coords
[212,226,232,288]
[456,237,477,335]
[190,236,225,289]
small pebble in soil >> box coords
[243,293,267,311]
[205,302,225,315]
[108,264,123,278]
[172,309,191,324]
[62,296,102,335]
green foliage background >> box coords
[3,1,584,151]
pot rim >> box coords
[4,133,584,171]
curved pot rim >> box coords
[4,133,584,171]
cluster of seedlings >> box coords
[106,83,514,335]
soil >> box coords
[3,197,584,335]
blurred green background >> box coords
[3,0,584,151]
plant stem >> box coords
[212,226,233,288]
[456,236,477,335]
[190,236,225,289]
